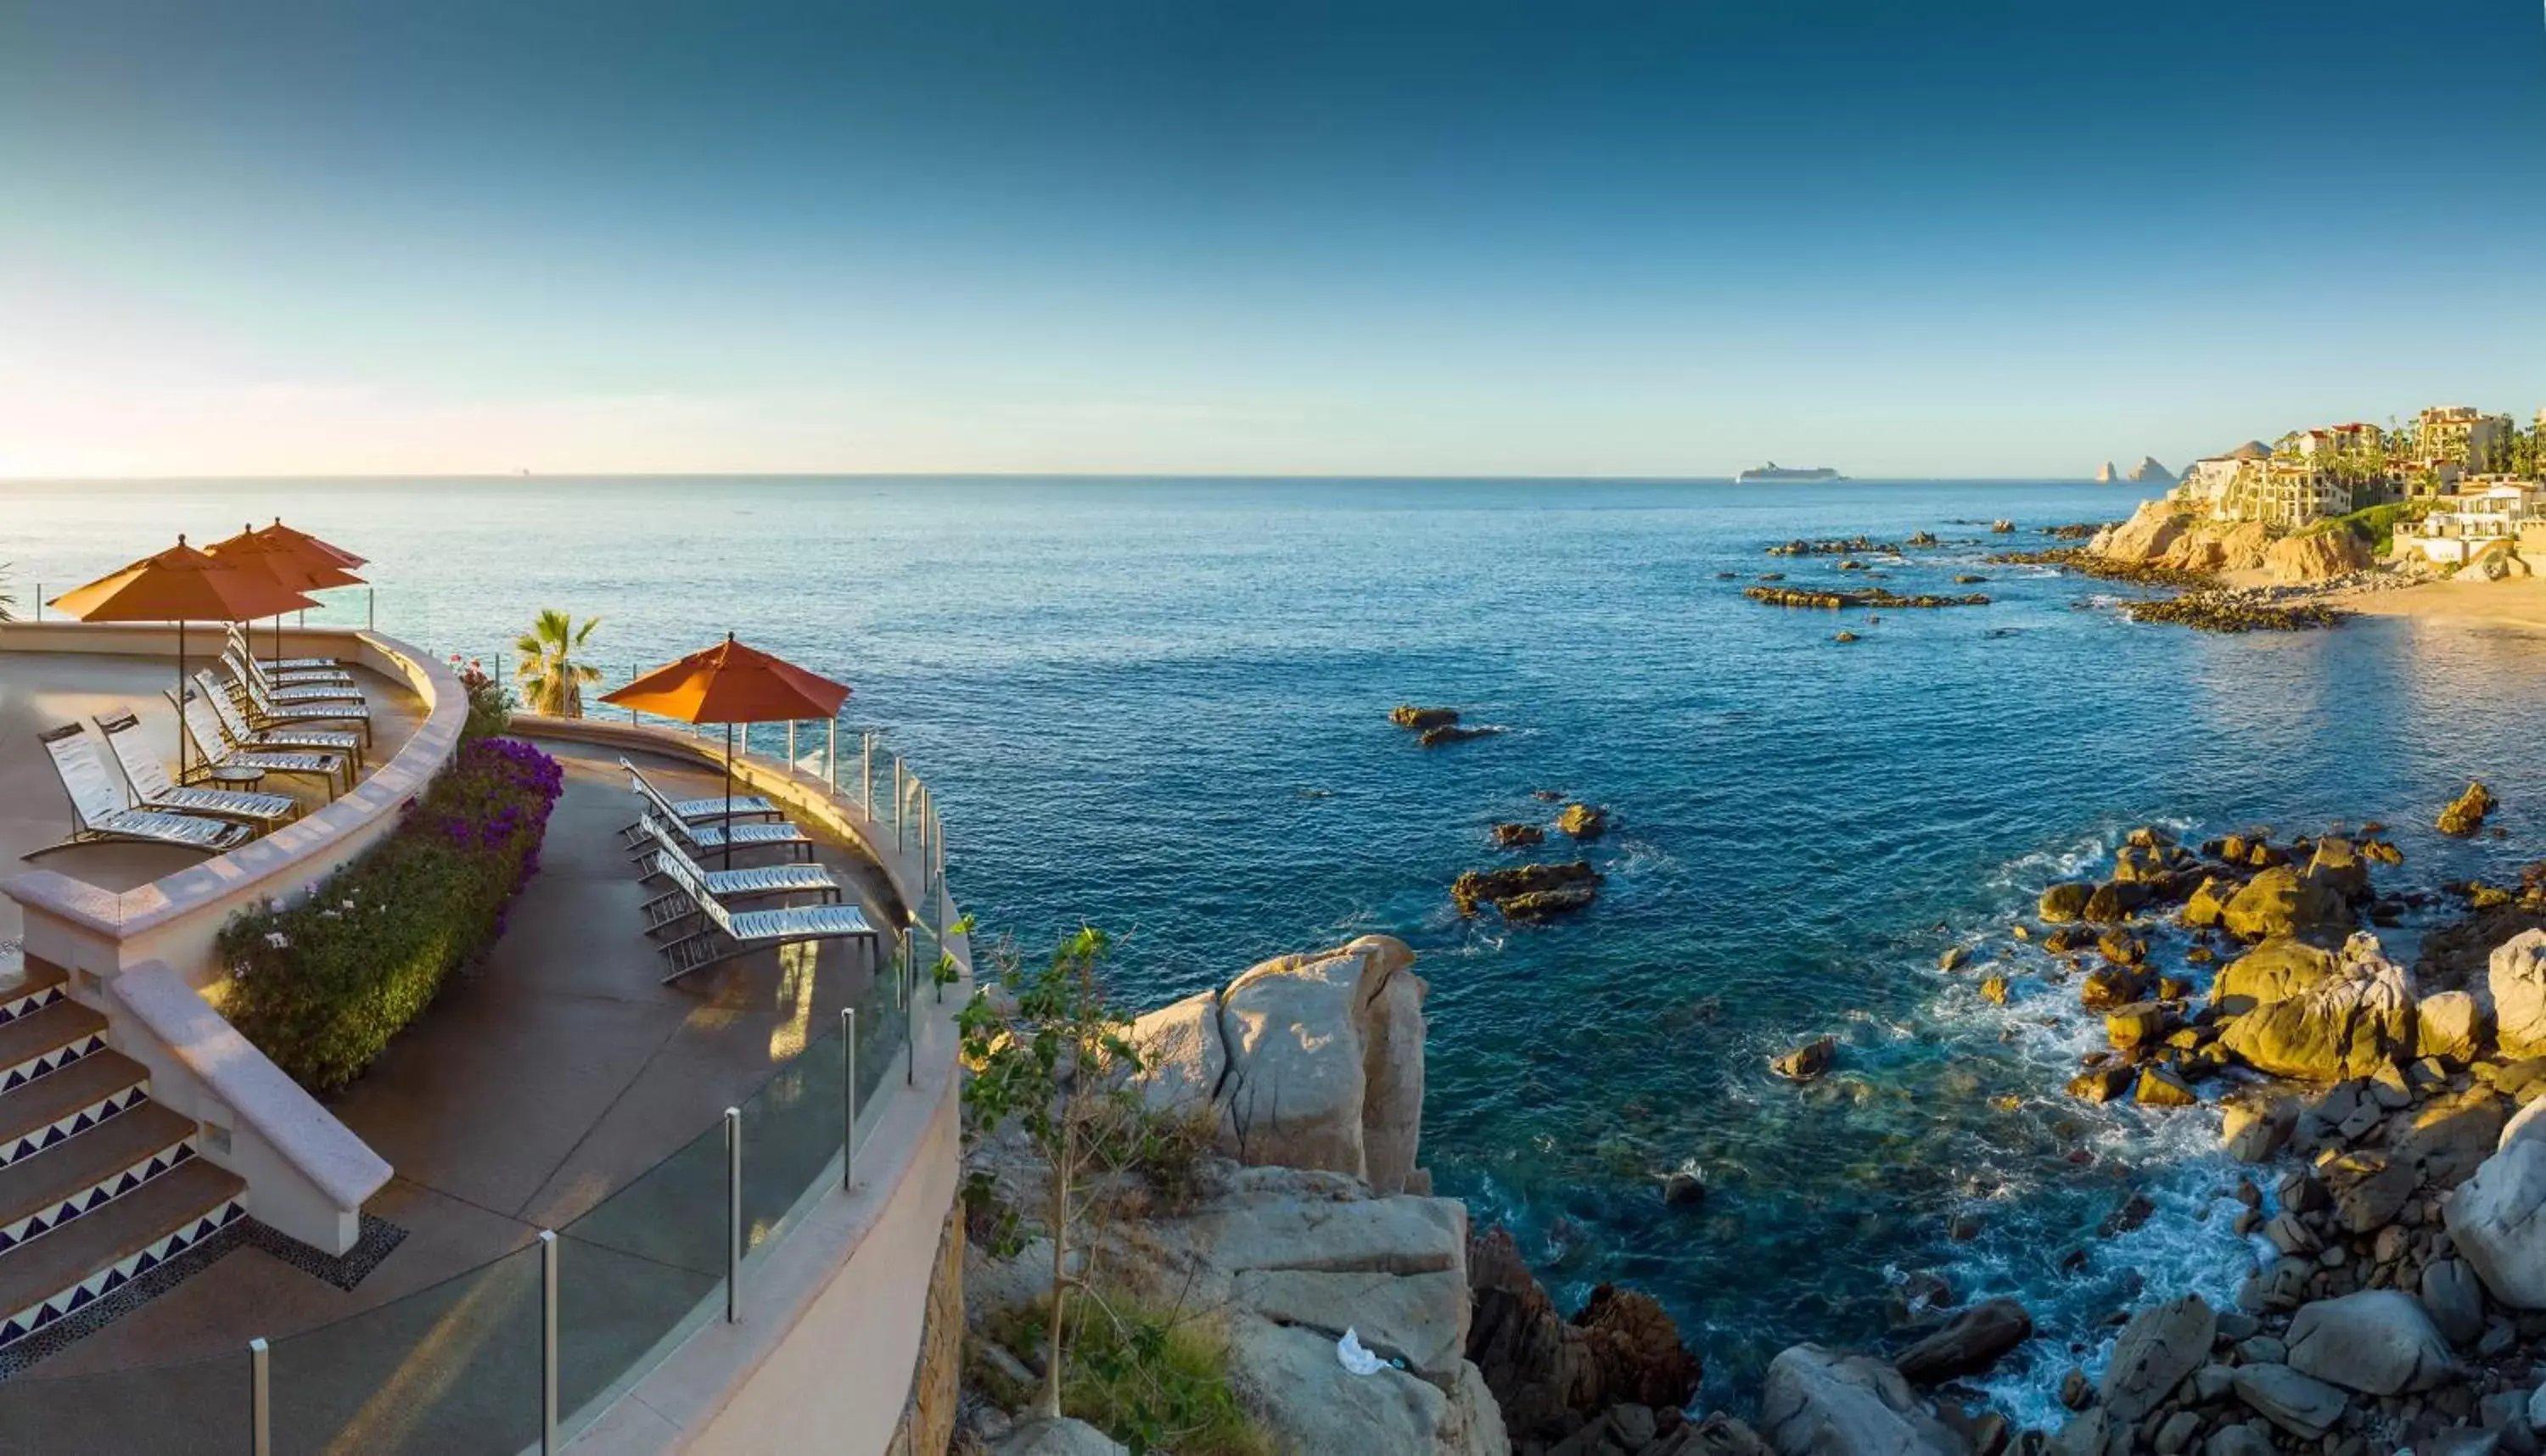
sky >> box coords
[1,0,2541,480]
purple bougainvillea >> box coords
[216,735,566,1092]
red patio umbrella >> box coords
[601,634,851,866]
[50,537,318,776]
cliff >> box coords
[962,936,1710,1456]
[2095,462,2120,484]
[2088,499,2369,584]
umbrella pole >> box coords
[724,722,735,871]
[177,619,187,780]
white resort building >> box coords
[2392,475,2546,567]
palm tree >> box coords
[515,609,602,717]
[0,563,15,623]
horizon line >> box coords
[0,469,2155,485]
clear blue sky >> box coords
[2,0,2540,479]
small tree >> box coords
[514,609,602,717]
[0,563,15,623]
[957,926,1149,1420]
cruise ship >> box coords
[1736,462,1846,482]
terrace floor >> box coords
[19,738,897,1382]
[0,649,430,955]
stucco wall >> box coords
[886,1210,967,1456]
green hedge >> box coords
[216,729,564,1092]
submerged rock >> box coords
[1489,822,1545,849]
[1389,704,1461,731]
[1451,861,1601,921]
[1418,724,1501,748]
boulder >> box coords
[2491,929,2546,1057]
[2212,938,2338,1012]
[1490,823,1546,849]
[1892,1297,2033,1384]
[2437,781,2498,837]
[2321,1151,2414,1234]
[2443,1140,2546,1309]
[2229,1363,2347,1439]
[2220,1095,2295,1162]
[2039,882,2093,923]
[2302,837,2370,901]
[2100,1295,2217,1423]
[1228,1316,1494,1456]
[1453,863,1602,921]
[1465,1225,1701,1444]
[2390,1087,2509,1189]
[1232,1267,1471,1386]
[991,1417,1133,1456]
[2106,1001,2175,1052]
[2137,1065,2198,1107]
[2220,865,2353,943]
[1773,1036,1838,1083]
[2420,1258,2487,1346]
[2092,501,2189,563]
[2263,529,2372,584]
[1553,804,1609,841]
[1132,935,1429,1193]
[2285,1290,2456,1394]
[2215,933,2415,1081]
[2081,882,2138,924]
[2418,990,2489,1067]
[1758,1344,1966,1456]
[2181,877,2234,929]
[2080,966,2151,1012]
[2502,1096,2546,1156]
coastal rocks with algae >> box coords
[964,936,1715,1456]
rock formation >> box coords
[2127,456,2176,484]
[1130,934,1428,1193]
[2095,462,2120,484]
[1465,1226,1703,1448]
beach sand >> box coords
[2327,575,2546,630]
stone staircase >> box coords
[0,958,244,1349]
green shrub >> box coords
[216,737,564,1091]
[993,1296,1270,1456]
[2298,499,2429,556]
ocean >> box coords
[8,475,2543,1420]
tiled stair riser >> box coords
[0,1034,107,1095]
[0,1082,153,1171]
[0,1140,199,1255]
[0,984,64,1028]
[0,1201,245,1347]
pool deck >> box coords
[20,736,896,1378]
[0,650,429,954]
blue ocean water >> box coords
[8,475,2545,1419]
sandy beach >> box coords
[2327,574,2546,630]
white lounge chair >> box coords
[648,840,874,983]
[222,658,373,745]
[27,725,255,858]
[224,622,347,675]
[171,691,345,798]
[195,670,367,766]
[95,712,300,828]
[614,757,782,847]
[225,625,350,686]
[222,648,362,704]
[635,814,840,934]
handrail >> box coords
[112,962,392,1211]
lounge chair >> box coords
[194,670,367,766]
[94,712,300,828]
[224,622,347,674]
[225,625,350,685]
[170,691,345,798]
[614,757,782,847]
[26,725,255,858]
[221,659,373,745]
[635,814,840,934]
[648,840,874,983]
[222,648,363,704]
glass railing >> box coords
[0,972,920,1453]
[0,661,956,1451]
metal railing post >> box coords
[540,1229,559,1453]
[724,1106,742,1323]
[788,720,798,771]
[249,1337,271,1456]
[861,733,872,815]
[894,759,906,853]
[31,584,39,623]
[842,1006,858,1190]
[630,664,640,725]
[366,586,375,631]
[827,717,838,792]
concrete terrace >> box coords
[22,738,899,1380]
[0,649,429,953]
